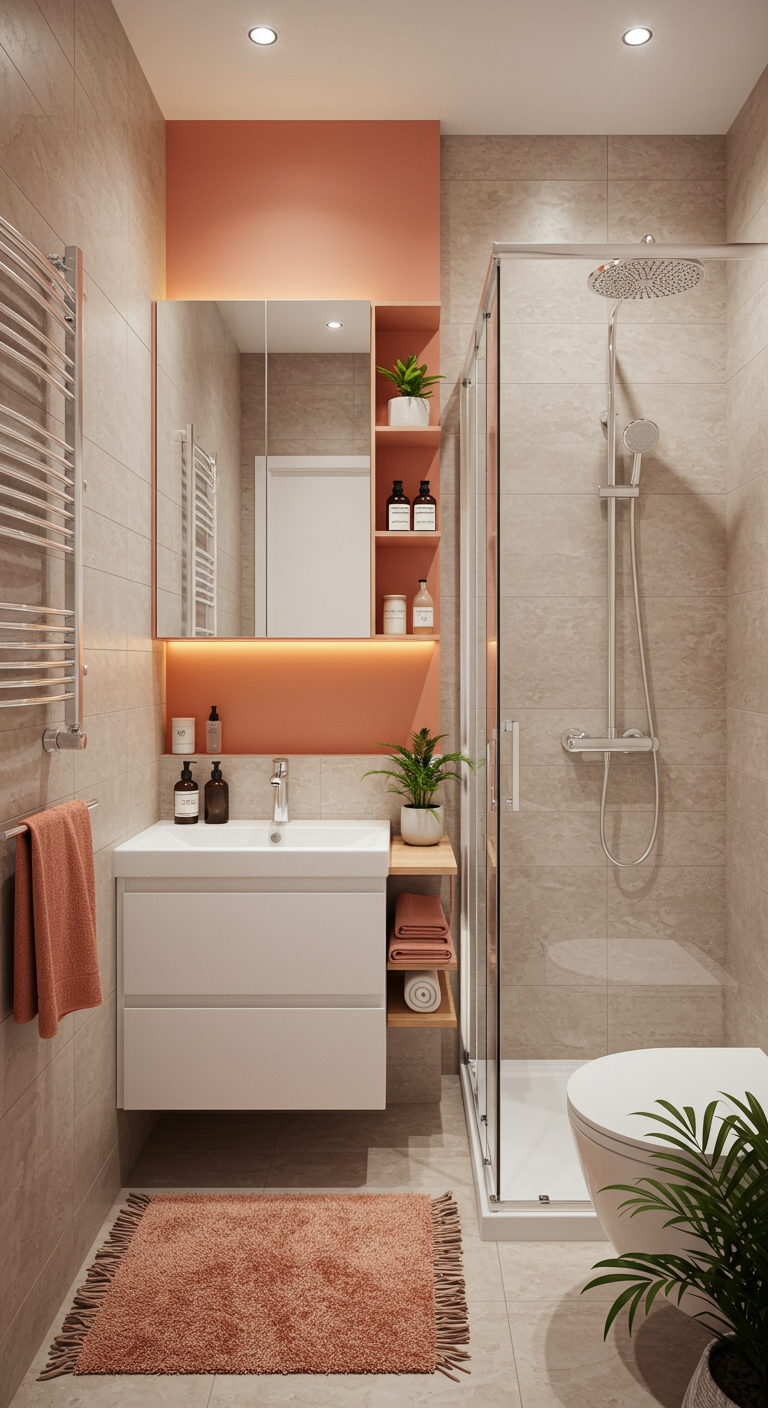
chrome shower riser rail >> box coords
[0,218,85,748]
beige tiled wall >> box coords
[725,64,768,1048]
[440,135,728,1064]
[0,2,164,1402]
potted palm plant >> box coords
[582,1092,768,1408]
[377,353,445,428]
[363,727,474,845]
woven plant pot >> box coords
[683,1340,766,1408]
[388,396,430,428]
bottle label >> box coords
[175,791,199,816]
[414,504,436,531]
[206,724,221,751]
[413,607,434,628]
[388,504,410,530]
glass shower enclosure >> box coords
[459,240,767,1238]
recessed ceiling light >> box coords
[248,25,278,45]
[327,321,343,329]
[622,26,653,45]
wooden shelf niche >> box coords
[372,303,441,643]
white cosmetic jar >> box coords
[171,717,196,754]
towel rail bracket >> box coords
[42,725,87,753]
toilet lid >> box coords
[567,1048,768,1153]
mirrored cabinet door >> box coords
[154,298,371,639]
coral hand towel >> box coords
[395,892,449,940]
[14,799,101,1038]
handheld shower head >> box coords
[623,419,659,486]
[622,419,659,455]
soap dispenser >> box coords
[206,705,222,753]
[205,761,229,824]
[174,760,198,824]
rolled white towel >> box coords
[403,969,441,1013]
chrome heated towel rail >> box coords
[185,424,217,638]
[0,215,86,751]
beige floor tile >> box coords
[506,1298,712,1408]
[498,1241,616,1303]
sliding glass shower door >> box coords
[460,264,501,1200]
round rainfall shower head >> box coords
[623,419,659,454]
[588,258,705,300]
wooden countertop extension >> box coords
[388,835,457,876]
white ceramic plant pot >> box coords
[388,396,430,428]
[682,1340,738,1408]
[400,804,444,846]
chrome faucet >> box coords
[270,758,289,824]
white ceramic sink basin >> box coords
[114,819,391,878]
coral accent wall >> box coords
[165,641,440,755]
[164,119,441,753]
[166,121,440,302]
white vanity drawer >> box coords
[123,1006,386,1109]
[123,891,385,997]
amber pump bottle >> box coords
[174,760,198,824]
[386,479,410,531]
[413,480,437,532]
[205,761,229,824]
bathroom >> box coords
[2,2,768,1404]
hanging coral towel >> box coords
[13,799,102,1038]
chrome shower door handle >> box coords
[487,736,497,813]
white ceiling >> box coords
[113,0,768,133]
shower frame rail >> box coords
[0,214,85,751]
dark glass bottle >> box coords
[413,479,437,532]
[205,761,229,824]
[174,760,198,824]
[386,479,410,531]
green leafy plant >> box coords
[582,1092,768,1393]
[363,727,475,816]
[376,353,445,399]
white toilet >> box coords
[567,1047,768,1289]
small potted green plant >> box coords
[377,353,445,429]
[363,726,474,845]
[582,1092,768,1408]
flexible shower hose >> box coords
[600,497,659,866]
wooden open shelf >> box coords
[375,531,441,544]
[387,969,456,1028]
[374,426,442,449]
[388,834,457,875]
[374,633,439,642]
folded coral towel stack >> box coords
[13,798,102,1039]
[389,892,455,965]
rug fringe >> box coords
[431,1191,471,1382]
[37,1193,151,1380]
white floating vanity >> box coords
[114,820,390,1111]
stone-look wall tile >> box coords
[0,1044,74,1339]
[608,135,726,183]
[607,986,724,1052]
[727,345,768,491]
[726,868,768,1030]
[727,63,768,240]
[727,590,768,713]
[728,765,768,835]
[608,180,726,244]
[727,278,768,380]
[386,1028,442,1104]
[0,3,165,1395]
[500,985,607,1060]
[442,134,608,182]
[727,707,768,780]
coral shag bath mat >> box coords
[41,1191,470,1382]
